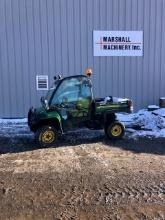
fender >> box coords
[47,111,63,133]
[103,111,116,125]
[30,107,63,133]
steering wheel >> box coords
[62,96,68,103]
[60,97,76,109]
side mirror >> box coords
[40,96,44,103]
[44,100,49,110]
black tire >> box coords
[35,125,58,147]
[105,121,125,140]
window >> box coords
[45,80,60,102]
[50,76,92,106]
[81,79,91,98]
[51,78,81,105]
[36,75,48,90]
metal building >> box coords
[0,0,165,118]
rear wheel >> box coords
[105,121,125,140]
[35,126,58,147]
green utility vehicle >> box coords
[28,72,133,147]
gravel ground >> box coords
[0,125,165,220]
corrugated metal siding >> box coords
[0,0,164,117]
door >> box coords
[50,76,92,130]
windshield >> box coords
[44,80,59,102]
[45,88,54,102]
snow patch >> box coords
[0,118,31,139]
[0,118,27,124]
[117,108,165,139]
[153,108,165,117]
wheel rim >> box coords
[41,130,55,143]
[111,124,122,137]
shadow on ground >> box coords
[0,128,165,155]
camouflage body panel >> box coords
[95,103,130,114]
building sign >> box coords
[93,31,143,56]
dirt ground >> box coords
[0,129,165,220]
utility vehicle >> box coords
[28,69,133,147]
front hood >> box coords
[34,106,48,119]
[35,106,46,114]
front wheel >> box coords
[105,121,125,140]
[35,126,58,147]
